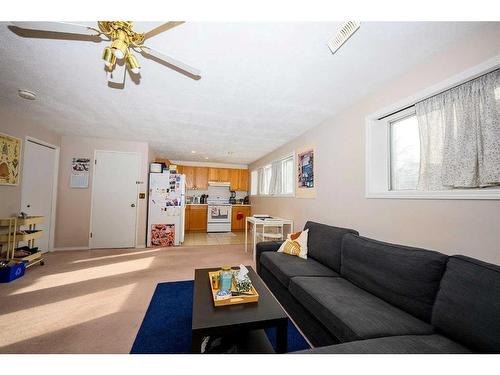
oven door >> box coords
[208,205,231,223]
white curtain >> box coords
[257,168,264,195]
[269,160,283,195]
[416,69,500,190]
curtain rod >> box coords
[377,67,499,121]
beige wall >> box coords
[250,24,500,265]
[55,135,149,249]
[0,111,61,217]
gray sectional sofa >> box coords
[256,221,500,353]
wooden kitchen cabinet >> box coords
[194,167,208,189]
[208,168,219,181]
[231,206,251,231]
[218,168,230,182]
[181,166,196,189]
[187,205,208,232]
[184,205,191,231]
[208,168,230,182]
[229,169,240,190]
[177,165,248,191]
[238,169,249,191]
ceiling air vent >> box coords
[328,21,360,55]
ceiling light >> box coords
[205,157,209,160]
[18,89,36,100]
[328,21,360,55]
[126,53,141,74]
[191,151,197,154]
[102,46,116,68]
[111,39,128,60]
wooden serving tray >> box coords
[208,271,259,307]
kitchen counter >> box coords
[186,203,251,206]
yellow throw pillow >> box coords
[277,229,309,259]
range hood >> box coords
[208,181,230,187]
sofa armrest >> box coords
[256,241,283,275]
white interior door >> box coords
[21,139,57,253]
[90,151,140,249]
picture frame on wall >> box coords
[0,132,22,186]
[296,146,316,198]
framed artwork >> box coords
[296,146,316,198]
[0,132,22,186]
[150,224,175,247]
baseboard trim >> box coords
[52,246,90,251]
[135,245,146,249]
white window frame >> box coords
[366,55,500,200]
[250,152,295,197]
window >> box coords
[260,165,272,195]
[390,113,420,190]
[250,154,294,196]
[250,170,258,195]
[366,63,500,200]
[281,156,294,195]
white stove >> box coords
[207,199,232,233]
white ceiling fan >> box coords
[10,21,201,85]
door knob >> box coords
[131,203,136,207]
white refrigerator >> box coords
[147,171,186,247]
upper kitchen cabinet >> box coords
[229,169,239,190]
[208,168,230,182]
[194,167,209,189]
[228,169,249,191]
[180,166,196,189]
[208,168,219,181]
[177,165,248,191]
[218,168,230,182]
[238,169,249,191]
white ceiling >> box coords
[0,22,486,164]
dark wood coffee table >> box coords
[192,266,289,353]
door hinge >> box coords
[95,159,97,165]
[90,232,93,238]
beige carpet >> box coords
[0,244,254,353]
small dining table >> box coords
[245,216,294,263]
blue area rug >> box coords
[130,280,310,354]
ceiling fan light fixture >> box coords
[102,46,116,67]
[126,53,141,74]
[111,39,128,60]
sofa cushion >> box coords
[341,234,448,322]
[296,334,471,354]
[304,221,358,272]
[432,256,500,353]
[260,252,339,288]
[289,277,434,342]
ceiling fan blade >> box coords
[141,46,201,78]
[10,22,101,37]
[143,21,185,40]
[107,63,126,85]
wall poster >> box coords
[296,146,316,198]
[70,157,90,188]
[0,132,22,186]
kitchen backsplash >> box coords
[187,186,247,201]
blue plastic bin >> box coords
[0,262,26,283]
